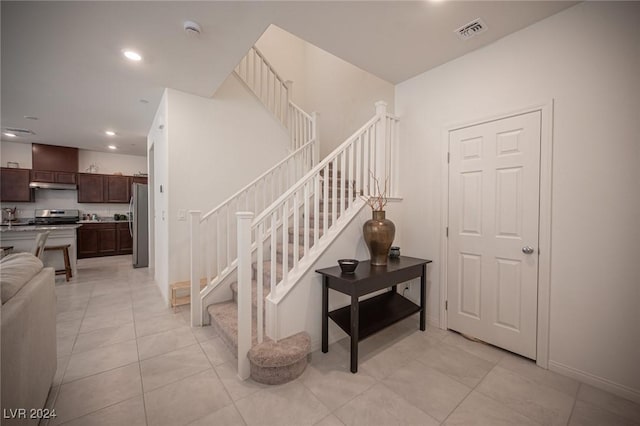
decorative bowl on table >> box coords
[338,259,359,274]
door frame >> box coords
[439,100,554,368]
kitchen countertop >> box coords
[78,219,132,224]
[0,224,82,232]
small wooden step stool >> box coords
[170,278,207,307]
[44,244,72,281]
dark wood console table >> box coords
[316,256,432,373]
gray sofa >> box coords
[1,253,57,425]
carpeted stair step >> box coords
[253,260,284,283]
[230,279,270,307]
[207,302,311,385]
[248,331,311,385]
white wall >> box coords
[78,150,147,176]
[0,141,32,168]
[395,2,640,400]
[256,25,395,158]
[148,90,170,301]
[159,75,290,296]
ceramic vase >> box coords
[363,210,395,266]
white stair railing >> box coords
[235,102,398,378]
[189,139,317,327]
[235,46,290,129]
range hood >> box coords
[29,182,77,190]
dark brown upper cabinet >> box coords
[1,168,33,202]
[77,173,105,203]
[104,175,131,203]
[30,170,76,184]
[32,143,78,173]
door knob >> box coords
[522,246,535,255]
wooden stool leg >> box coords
[63,246,72,281]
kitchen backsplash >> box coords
[0,189,130,219]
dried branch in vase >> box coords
[359,171,389,211]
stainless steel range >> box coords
[34,209,80,225]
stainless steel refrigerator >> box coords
[130,183,149,268]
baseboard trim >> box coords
[548,360,640,404]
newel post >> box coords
[189,210,202,327]
[236,211,254,380]
[311,111,320,166]
[375,101,388,185]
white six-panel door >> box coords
[447,111,541,359]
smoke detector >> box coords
[455,18,487,40]
[183,21,202,37]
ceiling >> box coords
[1,1,577,157]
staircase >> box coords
[188,44,399,384]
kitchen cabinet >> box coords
[117,222,133,254]
[104,176,131,203]
[77,173,105,203]
[77,222,131,258]
[78,173,138,203]
[32,144,78,173]
[1,168,33,202]
[132,176,148,185]
[30,170,77,184]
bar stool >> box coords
[44,244,72,281]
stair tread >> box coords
[248,331,311,368]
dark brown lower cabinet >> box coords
[78,222,132,258]
[117,223,133,254]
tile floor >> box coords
[43,255,640,426]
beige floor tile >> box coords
[314,414,346,426]
[441,332,507,364]
[577,384,640,423]
[191,325,220,343]
[334,383,440,426]
[187,404,247,426]
[52,363,142,425]
[213,360,267,401]
[79,310,134,334]
[73,323,136,354]
[499,354,581,397]
[60,396,146,426]
[477,366,574,426]
[140,344,211,391]
[56,308,86,324]
[301,363,377,411]
[57,319,82,338]
[83,301,133,320]
[144,369,233,426]
[200,336,235,366]
[418,342,495,387]
[53,356,70,387]
[137,326,197,360]
[63,340,139,383]
[57,334,77,357]
[569,399,637,426]
[235,381,329,426]
[444,391,540,426]
[390,330,442,359]
[382,359,472,422]
[40,385,60,426]
[358,345,414,380]
[135,312,185,337]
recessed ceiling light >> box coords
[123,50,142,62]
[108,145,117,150]
[139,99,149,104]
[3,132,17,138]
[24,116,39,120]
[105,130,116,136]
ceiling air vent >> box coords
[4,127,36,135]
[455,18,487,40]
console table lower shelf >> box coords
[328,292,421,341]
[317,256,432,373]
